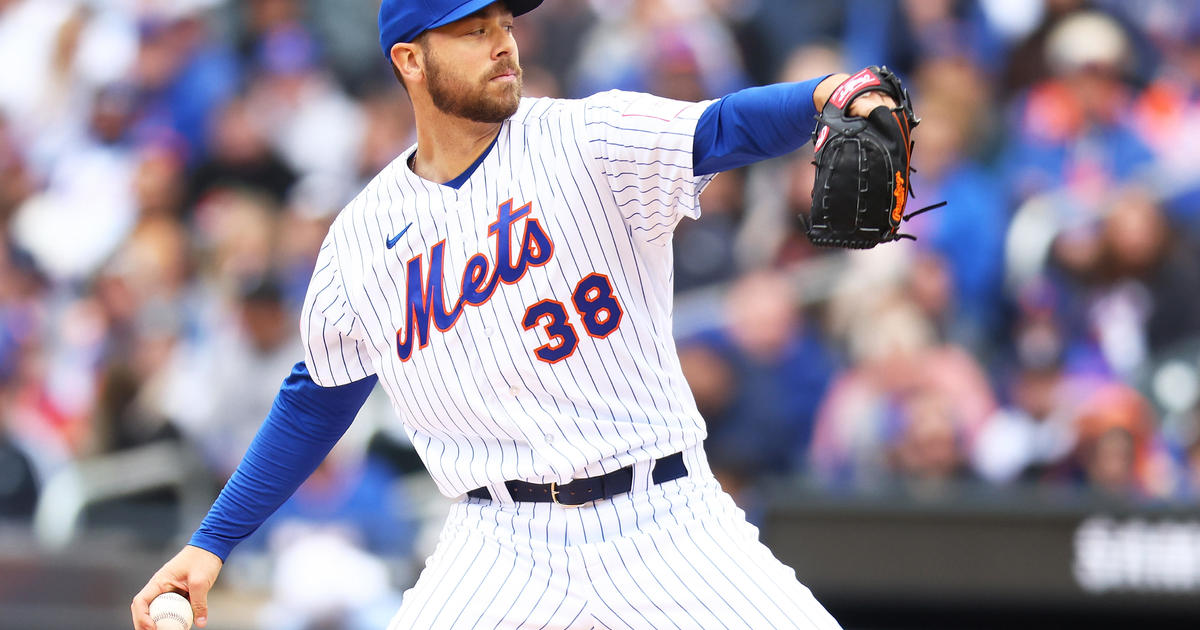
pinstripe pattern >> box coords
[386,447,840,630]
[299,89,839,629]
[299,91,717,498]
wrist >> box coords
[185,542,226,566]
[813,73,849,111]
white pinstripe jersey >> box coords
[300,90,716,498]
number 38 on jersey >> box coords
[522,272,622,363]
[395,199,623,364]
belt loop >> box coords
[489,481,514,503]
[651,451,687,485]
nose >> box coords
[492,27,515,60]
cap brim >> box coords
[427,0,544,32]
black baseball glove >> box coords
[804,66,944,249]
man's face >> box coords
[421,5,522,123]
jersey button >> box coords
[544,434,555,444]
[508,386,520,397]
[484,327,495,336]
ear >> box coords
[390,42,424,86]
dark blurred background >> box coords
[2,0,1200,628]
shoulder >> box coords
[506,91,665,126]
[581,90,707,122]
[507,95,585,126]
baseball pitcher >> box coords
[132,1,929,628]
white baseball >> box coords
[149,592,193,630]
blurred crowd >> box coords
[3,0,1200,607]
[675,0,1200,506]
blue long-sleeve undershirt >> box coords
[188,362,376,560]
[692,76,828,175]
[186,77,828,560]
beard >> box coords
[425,49,522,123]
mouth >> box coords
[490,68,519,82]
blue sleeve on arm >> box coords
[188,361,377,560]
[692,76,830,176]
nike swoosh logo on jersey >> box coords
[386,223,413,249]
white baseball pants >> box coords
[387,447,842,630]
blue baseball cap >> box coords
[379,0,544,59]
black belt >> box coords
[466,452,687,507]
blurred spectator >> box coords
[1000,0,1097,95]
[97,193,194,351]
[230,0,304,64]
[303,0,390,94]
[1131,8,1200,229]
[888,389,975,495]
[354,89,415,186]
[0,238,54,494]
[1087,188,1200,376]
[571,0,747,99]
[193,187,284,287]
[164,275,302,477]
[0,1,138,170]
[0,114,35,225]
[253,452,415,559]
[1025,186,1200,380]
[679,270,837,496]
[972,289,1112,484]
[811,294,995,488]
[508,0,594,94]
[2,316,83,486]
[1052,383,1178,499]
[133,142,188,221]
[906,60,1009,348]
[841,0,1004,78]
[905,252,970,348]
[732,0,843,86]
[1183,425,1200,498]
[0,425,38,520]
[0,240,42,519]
[1003,10,1155,203]
[187,94,299,211]
[88,360,181,456]
[130,4,239,162]
[674,168,745,292]
[274,204,338,307]
[11,82,141,282]
[0,240,41,382]
[248,23,365,210]
[246,438,415,630]
[82,220,193,458]
[743,151,824,269]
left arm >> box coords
[692,72,893,175]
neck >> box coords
[410,104,504,183]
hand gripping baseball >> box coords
[805,66,945,249]
[131,546,223,630]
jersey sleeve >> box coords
[299,230,375,387]
[582,90,717,245]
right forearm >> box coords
[188,361,376,560]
